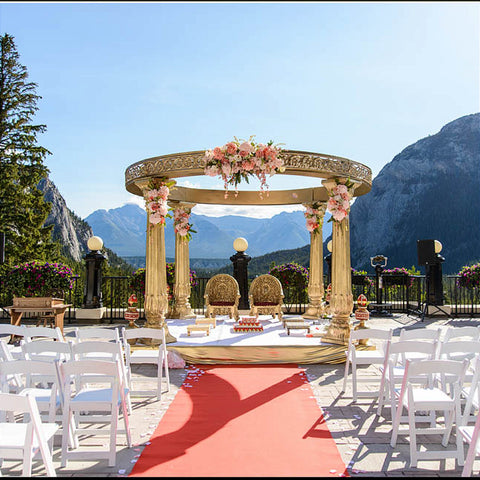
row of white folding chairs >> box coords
[342,325,480,402]
[0,324,171,401]
[0,355,131,473]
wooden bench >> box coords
[195,318,216,328]
[187,324,211,336]
[285,321,310,335]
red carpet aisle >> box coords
[130,364,348,477]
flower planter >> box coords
[12,297,65,308]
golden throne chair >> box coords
[204,274,241,321]
[248,274,284,320]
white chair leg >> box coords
[352,360,358,402]
[163,345,170,392]
[408,407,418,468]
[109,405,118,467]
[342,353,349,393]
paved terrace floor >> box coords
[1,313,479,477]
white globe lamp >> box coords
[233,237,248,253]
[87,236,104,252]
[327,240,333,253]
[434,240,443,254]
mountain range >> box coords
[38,113,479,276]
[84,207,333,260]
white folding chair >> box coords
[398,327,442,361]
[459,402,480,477]
[22,338,73,363]
[121,326,170,400]
[390,358,469,468]
[23,326,64,343]
[460,354,480,426]
[73,326,121,344]
[376,339,438,421]
[0,341,23,393]
[0,324,27,359]
[443,325,480,344]
[0,391,58,477]
[55,358,132,467]
[70,340,132,414]
[342,328,393,402]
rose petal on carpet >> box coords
[130,364,348,477]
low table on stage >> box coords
[6,304,72,336]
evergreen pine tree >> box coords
[0,33,60,267]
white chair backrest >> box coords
[403,358,468,390]
[23,326,63,342]
[22,339,73,362]
[0,324,26,341]
[443,326,480,343]
[74,327,120,343]
[121,326,166,344]
[350,328,392,341]
[0,341,23,392]
[0,358,59,389]
[438,340,480,361]
[56,358,121,396]
[399,327,441,342]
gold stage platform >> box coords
[164,315,374,365]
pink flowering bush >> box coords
[457,263,480,289]
[1,260,75,297]
[204,136,284,197]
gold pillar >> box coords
[169,201,196,320]
[302,202,327,320]
[136,179,177,344]
[320,178,356,346]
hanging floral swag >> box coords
[204,135,284,198]
[304,202,325,235]
[326,178,355,223]
[144,177,175,226]
[173,207,196,241]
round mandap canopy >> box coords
[124,148,372,347]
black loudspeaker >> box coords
[417,239,437,266]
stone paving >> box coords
[1,313,479,477]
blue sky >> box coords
[0,1,478,220]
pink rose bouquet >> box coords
[173,206,196,241]
[204,135,284,197]
[326,179,354,223]
[304,202,326,235]
[144,178,174,226]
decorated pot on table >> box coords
[125,294,140,342]
[354,294,369,345]
[324,283,332,316]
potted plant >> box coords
[1,260,75,307]
[457,263,480,289]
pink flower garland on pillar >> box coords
[304,202,327,235]
[326,180,355,222]
[173,206,195,241]
[144,179,171,226]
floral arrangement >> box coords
[326,178,355,222]
[204,135,284,197]
[304,202,325,235]
[351,268,374,287]
[128,264,198,297]
[381,267,412,286]
[457,263,480,289]
[173,206,196,241]
[144,178,175,226]
[1,260,75,298]
[269,262,309,289]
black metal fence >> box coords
[1,273,479,323]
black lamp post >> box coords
[230,237,251,310]
[83,236,106,309]
[370,254,391,316]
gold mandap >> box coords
[124,148,372,356]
